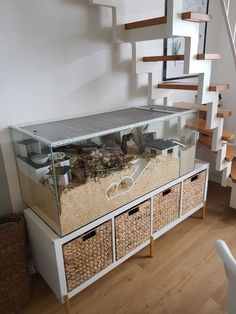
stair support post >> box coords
[230,183,236,208]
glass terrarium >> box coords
[11,106,198,236]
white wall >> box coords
[0,146,12,214]
[0,0,167,213]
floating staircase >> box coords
[90,0,236,208]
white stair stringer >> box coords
[89,0,127,43]
[223,167,233,188]
[228,178,236,208]
[211,115,224,152]
[132,42,160,76]
[149,72,176,106]
[215,142,232,187]
[161,1,221,129]
[90,0,170,43]
[89,0,235,206]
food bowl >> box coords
[31,154,49,165]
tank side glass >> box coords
[156,112,198,176]
[11,129,61,235]
[178,112,198,176]
[54,119,187,235]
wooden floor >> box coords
[21,181,236,314]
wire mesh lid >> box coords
[12,106,195,147]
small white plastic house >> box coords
[145,138,180,158]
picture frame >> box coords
[163,0,209,81]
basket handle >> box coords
[128,207,139,216]
[162,188,172,196]
[82,230,96,241]
[191,175,199,182]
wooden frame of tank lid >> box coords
[10,106,198,148]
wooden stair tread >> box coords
[143,54,221,62]
[226,145,236,162]
[173,102,232,118]
[199,120,234,141]
[198,133,235,149]
[221,130,234,142]
[231,159,236,183]
[143,55,184,62]
[125,16,167,30]
[197,53,221,60]
[158,82,198,91]
[209,84,230,92]
[187,118,235,142]
[157,82,230,92]
[182,12,212,23]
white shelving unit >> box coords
[24,159,209,308]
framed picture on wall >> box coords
[163,0,209,81]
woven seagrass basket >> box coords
[63,220,113,292]
[0,214,31,314]
[182,170,206,215]
[115,199,151,260]
[153,183,181,233]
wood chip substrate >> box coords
[60,155,180,235]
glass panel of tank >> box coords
[11,129,61,235]
[11,107,198,236]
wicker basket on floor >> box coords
[0,214,31,314]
